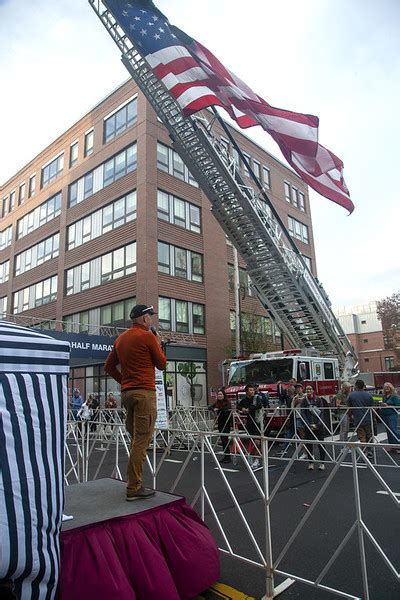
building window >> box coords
[0,226,12,251]
[157,190,201,233]
[41,153,64,188]
[253,160,260,180]
[361,320,366,324]
[284,181,306,212]
[1,197,8,218]
[67,191,136,250]
[158,297,205,335]
[84,130,94,157]
[262,166,270,189]
[17,192,61,239]
[18,183,26,205]
[104,97,138,143]
[15,233,59,276]
[288,216,309,244]
[70,141,79,167]
[64,298,135,333]
[176,300,189,332]
[192,303,205,334]
[156,142,198,187]
[13,275,57,314]
[159,297,172,330]
[8,191,16,213]
[242,153,251,177]
[68,144,137,208]
[103,145,137,186]
[385,356,395,370]
[363,339,368,343]
[28,174,36,197]
[65,243,136,296]
[284,181,291,202]
[157,242,203,282]
[227,264,252,296]
[0,260,10,284]
[0,296,7,318]
[364,358,369,363]
[157,242,170,274]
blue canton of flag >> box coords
[106,0,177,55]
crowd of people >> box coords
[209,379,400,470]
[69,389,119,426]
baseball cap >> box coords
[130,304,156,319]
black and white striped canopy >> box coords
[0,321,70,600]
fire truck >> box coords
[90,0,358,407]
[225,348,340,402]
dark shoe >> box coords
[219,456,231,464]
[126,487,156,501]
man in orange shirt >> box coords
[104,304,167,500]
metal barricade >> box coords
[65,407,399,599]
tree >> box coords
[377,292,400,368]
[228,312,281,356]
[177,362,202,403]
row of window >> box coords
[63,298,134,334]
[288,216,309,244]
[159,297,205,334]
[3,182,200,255]
[13,275,58,314]
[157,190,201,233]
[219,138,271,190]
[68,191,136,250]
[157,143,198,187]
[15,233,60,276]
[158,242,203,282]
[66,243,136,296]
[284,181,306,212]
[219,138,307,213]
[1,97,139,221]
[69,144,137,207]
[41,154,64,188]
[63,295,205,336]
[17,192,61,240]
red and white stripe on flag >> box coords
[147,38,353,213]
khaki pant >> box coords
[121,389,157,494]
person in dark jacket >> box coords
[209,388,233,463]
[238,384,263,469]
[348,379,374,458]
[302,385,329,471]
[379,382,400,451]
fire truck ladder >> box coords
[89,0,357,376]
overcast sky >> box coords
[1,0,399,309]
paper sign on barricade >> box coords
[155,368,169,429]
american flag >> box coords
[105,0,354,213]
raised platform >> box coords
[59,479,219,600]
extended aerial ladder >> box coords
[89,0,357,380]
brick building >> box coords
[0,79,317,406]
[335,302,396,373]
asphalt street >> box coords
[68,435,400,600]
